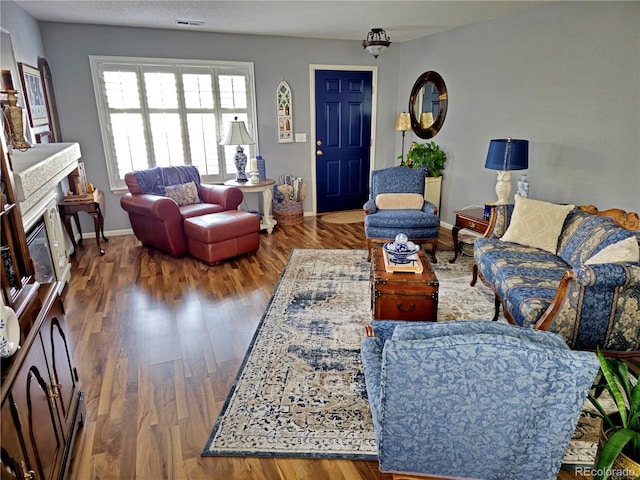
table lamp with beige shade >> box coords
[395,112,411,163]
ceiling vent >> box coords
[175,19,205,26]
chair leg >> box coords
[471,263,478,286]
[429,240,438,263]
[493,295,501,321]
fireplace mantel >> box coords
[7,142,81,290]
[10,142,81,220]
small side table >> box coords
[59,189,108,256]
[449,207,490,264]
[223,179,278,233]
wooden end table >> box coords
[449,207,490,264]
[59,189,108,256]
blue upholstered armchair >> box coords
[363,166,439,262]
[361,320,600,480]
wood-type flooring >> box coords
[63,216,600,479]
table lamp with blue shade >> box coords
[484,138,528,204]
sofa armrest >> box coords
[199,184,243,210]
[535,264,640,339]
[363,198,377,214]
[485,204,514,238]
[421,200,437,216]
[573,263,640,288]
[369,320,417,345]
[120,193,181,219]
[392,320,569,350]
[360,336,384,427]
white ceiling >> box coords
[13,1,547,43]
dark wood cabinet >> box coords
[8,329,64,480]
[1,400,31,480]
[1,134,84,479]
[38,297,83,476]
[1,284,84,480]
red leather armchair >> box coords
[120,168,243,257]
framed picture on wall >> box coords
[277,80,293,143]
[35,130,53,143]
[18,63,50,127]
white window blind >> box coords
[89,56,257,190]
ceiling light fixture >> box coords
[362,28,391,58]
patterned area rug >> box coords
[202,249,600,467]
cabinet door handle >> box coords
[21,461,35,479]
[469,221,476,229]
[48,384,60,400]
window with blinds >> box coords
[89,56,257,190]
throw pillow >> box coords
[500,195,575,253]
[584,236,640,265]
[164,181,200,206]
[375,193,424,210]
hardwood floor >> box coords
[63,216,588,479]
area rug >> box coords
[202,249,601,467]
[319,210,365,224]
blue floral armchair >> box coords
[361,320,600,480]
[363,166,439,262]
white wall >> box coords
[0,1,43,66]
[2,14,401,232]
[396,1,640,225]
[2,1,638,234]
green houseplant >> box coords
[587,349,640,480]
[400,141,447,177]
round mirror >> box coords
[409,71,448,139]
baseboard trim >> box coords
[79,228,133,239]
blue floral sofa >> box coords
[472,200,640,353]
[361,320,600,479]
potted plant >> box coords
[586,349,640,480]
[399,141,447,177]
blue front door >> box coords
[315,70,372,213]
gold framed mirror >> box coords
[409,71,448,139]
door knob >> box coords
[316,150,323,156]
[317,140,322,146]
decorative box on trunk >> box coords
[370,247,439,321]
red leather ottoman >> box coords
[184,211,260,265]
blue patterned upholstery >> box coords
[363,166,439,261]
[488,203,514,238]
[557,209,637,268]
[473,205,640,352]
[361,320,600,480]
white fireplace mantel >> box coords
[10,142,81,219]
[8,142,82,290]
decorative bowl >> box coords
[1,304,20,358]
[383,241,420,264]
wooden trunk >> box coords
[371,248,439,321]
